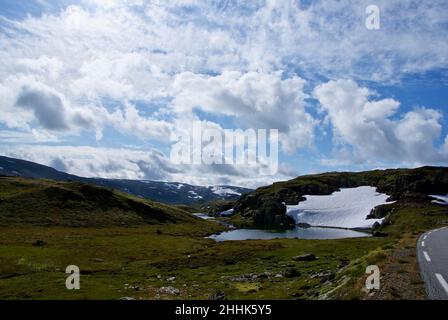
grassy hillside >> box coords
[0,176,213,228]
[0,155,252,206]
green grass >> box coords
[1,176,447,299]
[0,224,390,299]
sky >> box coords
[0,0,447,188]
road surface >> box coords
[417,226,448,300]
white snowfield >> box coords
[431,194,448,205]
[211,186,241,197]
[219,208,234,216]
[286,186,391,229]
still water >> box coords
[208,226,370,241]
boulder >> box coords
[158,286,180,295]
[367,204,394,219]
[318,272,336,283]
[209,291,226,300]
[371,222,381,230]
[284,267,301,278]
[293,254,317,261]
[32,240,46,246]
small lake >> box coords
[208,226,370,241]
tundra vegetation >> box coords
[0,168,447,300]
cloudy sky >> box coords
[0,0,447,187]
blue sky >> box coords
[0,0,447,187]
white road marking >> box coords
[423,251,431,262]
[422,241,425,247]
[423,235,428,240]
[435,274,448,295]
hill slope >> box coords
[232,167,448,229]
[0,155,252,205]
[0,176,211,227]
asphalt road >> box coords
[417,226,448,300]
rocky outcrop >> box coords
[293,253,317,261]
[233,195,295,230]
[232,166,448,230]
[252,199,295,230]
[209,291,226,300]
[284,267,301,278]
[202,200,235,215]
[367,204,395,219]
[373,231,389,237]
[32,240,46,246]
[158,286,180,295]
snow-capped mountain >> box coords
[0,155,252,205]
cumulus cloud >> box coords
[0,1,447,185]
[16,87,70,130]
[314,79,448,165]
[172,71,317,153]
[14,85,100,133]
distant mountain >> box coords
[0,155,252,205]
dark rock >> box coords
[290,292,304,298]
[284,194,306,205]
[319,272,335,283]
[252,198,295,230]
[297,222,312,228]
[293,254,317,261]
[372,222,381,230]
[32,240,46,246]
[284,267,301,278]
[373,231,389,237]
[203,200,235,215]
[209,291,226,300]
[158,286,180,295]
[223,258,237,265]
[339,260,350,268]
[367,204,394,219]
[381,213,393,226]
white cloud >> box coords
[314,79,447,165]
[0,1,447,185]
[172,71,317,153]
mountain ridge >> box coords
[0,176,223,229]
[0,155,252,205]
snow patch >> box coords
[286,186,391,229]
[212,186,241,197]
[218,208,234,216]
[431,194,448,205]
[188,190,203,199]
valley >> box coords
[1,164,448,299]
